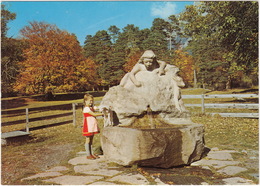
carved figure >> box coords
[120,50,166,87]
[165,65,186,112]
[102,106,114,127]
[100,50,190,127]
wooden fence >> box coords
[2,103,76,143]
[1,93,258,143]
[182,94,259,118]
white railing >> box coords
[182,94,259,118]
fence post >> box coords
[72,103,76,126]
[201,94,205,113]
[26,108,29,133]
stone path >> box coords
[21,147,258,185]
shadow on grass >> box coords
[2,103,73,117]
[222,98,259,103]
[233,89,259,94]
[33,91,107,101]
[1,91,106,111]
[1,98,28,110]
[25,120,73,131]
[2,121,73,147]
[2,113,72,126]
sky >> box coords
[3,1,194,46]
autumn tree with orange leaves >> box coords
[172,49,194,87]
[14,21,97,94]
[123,51,142,73]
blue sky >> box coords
[3,1,194,46]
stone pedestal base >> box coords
[101,124,208,168]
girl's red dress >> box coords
[82,107,99,136]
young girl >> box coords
[82,94,103,160]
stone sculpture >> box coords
[100,50,191,127]
[99,50,208,168]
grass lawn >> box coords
[1,88,259,184]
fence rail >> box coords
[1,93,258,141]
[185,103,259,109]
[1,103,77,141]
[182,94,258,99]
[209,112,259,118]
[183,93,258,118]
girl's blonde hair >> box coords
[83,93,93,107]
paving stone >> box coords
[219,150,237,153]
[43,175,103,185]
[249,173,259,180]
[74,164,122,176]
[221,177,255,185]
[158,174,207,185]
[202,166,211,170]
[89,181,121,185]
[245,158,259,170]
[74,161,113,171]
[217,166,248,176]
[21,171,62,181]
[46,166,69,172]
[151,176,168,185]
[209,148,237,153]
[142,166,214,177]
[191,159,239,169]
[108,173,150,185]
[211,147,219,151]
[207,151,233,160]
[201,182,210,185]
[68,155,105,165]
[77,151,89,156]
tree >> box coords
[108,25,120,44]
[1,4,25,96]
[123,51,142,72]
[14,21,91,94]
[1,38,26,96]
[180,1,258,89]
[83,30,112,88]
[143,18,169,59]
[76,58,99,91]
[120,24,143,56]
[172,49,194,87]
[142,30,168,59]
[165,15,184,51]
[1,4,16,38]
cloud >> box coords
[151,2,177,19]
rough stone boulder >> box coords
[101,123,208,168]
[100,69,191,126]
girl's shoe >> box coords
[86,155,96,160]
[92,154,100,159]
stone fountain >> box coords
[99,50,208,168]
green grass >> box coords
[1,88,259,184]
[191,112,259,151]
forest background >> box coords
[1,1,258,97]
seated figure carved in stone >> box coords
[119,50,186,113]
[165,65,187,112]
[120,50,167,87]
[100,50,191,127]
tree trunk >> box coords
[193,69,197,88]
[226,75,231,89]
